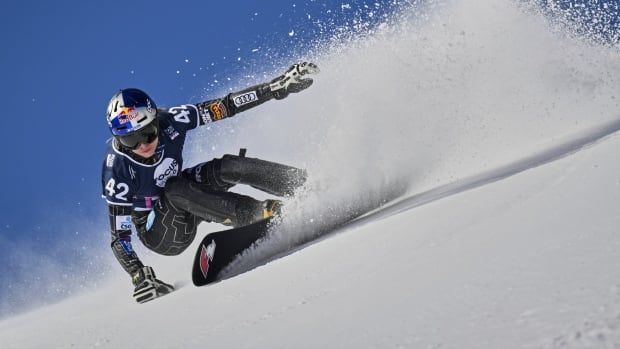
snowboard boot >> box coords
[132,266,174,304]
[262,199,283,219]
[232,198,283,227]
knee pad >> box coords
[219,154,244,184]
[184,158,232,191]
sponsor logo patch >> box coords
[119,239,134,254]
[154,158,179,187]
[164,126,179,140]
[199,240,217,279]
[106,154,116,167]
[233,91,258,107]
[117,106,140,124]
[199,107,212,124]
[116,215,133,231]
[209,102,227,121]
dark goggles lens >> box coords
[117,124,159,149]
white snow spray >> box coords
[0,217,113,319]
[182,0,620,277]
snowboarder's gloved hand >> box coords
[132,266,174,304]
[269,62,320,100]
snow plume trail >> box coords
[184,0,620,276]
[356,117,620,227]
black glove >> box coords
[269,62,320,100]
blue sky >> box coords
[0,0,398,241]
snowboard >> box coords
[191,183,407,287]
[192,217,274,286]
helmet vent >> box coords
[137,116,148,123]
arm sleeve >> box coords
[108,204,144,277]
[102,147,144,279]
[195,82,275,124]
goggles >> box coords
[117,123,159,150]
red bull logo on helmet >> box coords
[117,106,141,124]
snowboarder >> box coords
[101,62,319,303]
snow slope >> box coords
[2,0,620,347]
[3,118,620,349]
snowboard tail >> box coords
[192,218,274,286]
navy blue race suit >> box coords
[101,83,306,278]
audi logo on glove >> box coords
[233,91,258,107]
